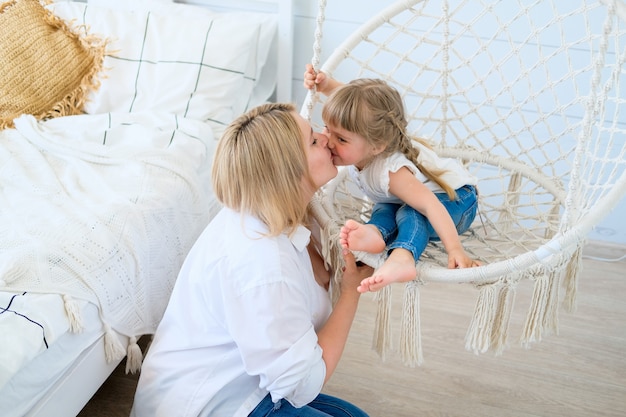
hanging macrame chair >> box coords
[302,0,626,366]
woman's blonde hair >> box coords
[322,78,456,199]
[212,102,312,236]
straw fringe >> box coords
[0,0,107,129]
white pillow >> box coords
[86,0,174,8]
[106,1,279,111]
[86,0,175,8]
[48,2,274,135]
[80,1,277,107]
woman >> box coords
[131,103,372,417]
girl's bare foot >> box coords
[357,248,416,292]
[340,219,386,253]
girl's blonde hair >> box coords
[322,78,456,199]
[212,102,313,236]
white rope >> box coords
[305,0,327,121]
[440,0,450,144]
[311,0,326,75]
[562,0,615,230]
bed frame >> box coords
[26,333,130,417]
[23,1,293,415]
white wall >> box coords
[288,0,626,246]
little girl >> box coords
[304,64,482,293]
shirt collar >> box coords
[290,225,311,252]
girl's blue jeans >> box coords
[369,185,478,261]
[248,393,369,417]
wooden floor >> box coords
[79,242,626,417]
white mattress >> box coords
[0,293,104,417]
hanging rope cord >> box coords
[305,0,326,120]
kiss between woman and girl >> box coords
[131,65,482,417]
[303,64,482,293]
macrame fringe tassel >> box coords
[490,282,516,355]
[0,261,26,286]
[543,269,560,335]
[63,294,84,333]
[562,245,583,313]
[319,220,343,305]
[498,172,522,234]
[372,285,392,360]
[520,269,560,347]
[125,336,144,374]
[465,282,498,354]
[319,218,338,272]
[103,322,126,363]
[399,281,423,367]
[521,275,547,346]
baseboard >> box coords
[583,239,626,262]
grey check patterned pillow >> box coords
[49,2,265,136]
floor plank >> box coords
[80,243,626,416]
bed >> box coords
[0,0,293,416]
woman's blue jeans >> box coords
[248,393,369,417]
[369,185,478,261]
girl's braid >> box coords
[387,111,457,200]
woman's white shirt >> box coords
[131,207,332,417]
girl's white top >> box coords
[131,207,332,417]
[348,142,477,204]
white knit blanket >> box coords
[0,112,216,338]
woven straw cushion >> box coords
[0,0,105,129]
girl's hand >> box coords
[303,63,322,90]
[447,248,482,269]
[303,64,341,96]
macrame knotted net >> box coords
[302,0,626,366]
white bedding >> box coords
[0,1,289,414]
[48,1,278,138]
[0,292,91,390]
[0,112,217,391]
